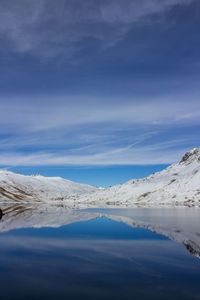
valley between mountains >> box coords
[0,148,200,207]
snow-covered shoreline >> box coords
[0,148,200,207]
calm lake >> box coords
[0,206,200,300]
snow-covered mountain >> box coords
[0,148,200,207]
[0,171,97,203]
[82,148,200,207]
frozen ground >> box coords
[0,148,200,207]
[81,148,200,207]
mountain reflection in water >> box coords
[0,204,199,300]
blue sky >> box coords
[0,0,199,185]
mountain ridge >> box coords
[0,170,97,203]
[0,148,200,207]
[81,147,200,207]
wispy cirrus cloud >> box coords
[0,138,194,167]
[1,92,200,132]
[0,0,194,60]
[0,0,199,169]
[0,91,199,167]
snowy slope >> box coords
[0,171,97,203]
[82,148,200,207]
[0,148,200,206]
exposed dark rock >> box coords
[180,148,200,164]
[0,208,3,220]
[168,179,176,185]
[183,240,200,258]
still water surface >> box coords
[0,206,199,300]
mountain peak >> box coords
[179,148,200,164]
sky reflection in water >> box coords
[0,216,200,300]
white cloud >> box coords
[0,93,200,134]
[0,1,198,168]
[0,137,195,167]
[0,0,194,59]
[0,92,199,166]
